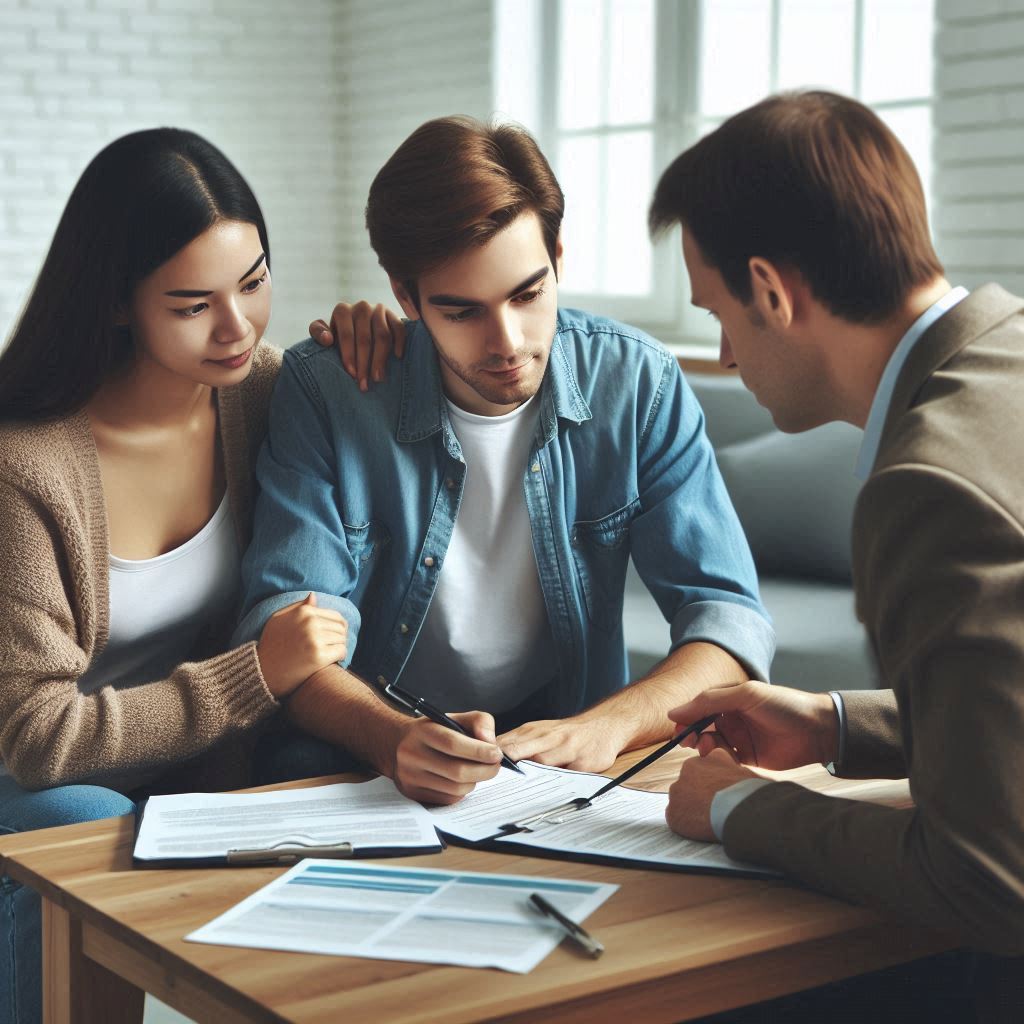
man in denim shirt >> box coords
[237,116,774,805]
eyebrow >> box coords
[427,266,549,308]
[164,253,266,298]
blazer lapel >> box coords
[877,283,1024,455]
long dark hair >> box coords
[0,128,270,421]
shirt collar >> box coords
[854,286,970,480]
[396,317,592,446]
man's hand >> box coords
[499,712,631,773]
[309,301,406,391]
[669,680,839,770]
[393,711,502,806]
[665,749,758,841]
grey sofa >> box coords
[623,372,879,692]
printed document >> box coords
[428,761,776,876]
[133,778,441,862]
[186,859,617,973]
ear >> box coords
[389,278,420,321]
[553,232,564,281]
[748,257,794,328]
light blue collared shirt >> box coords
[710,287,970,843]
[854,286,969,480]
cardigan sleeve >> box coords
[0,476,279,792]
[721,465,1024,956]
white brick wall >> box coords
[0,0,345,351]
[934,0,1024,297]
[332,0,495,308]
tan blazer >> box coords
[723,285,1024,1017]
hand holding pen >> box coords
[377,681,524,806]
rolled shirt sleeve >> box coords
[233,350,362,663]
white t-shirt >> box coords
[76,492,240,695]
[398,395,555,714]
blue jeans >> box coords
[250,727,366,786]
[0,775,134,1024]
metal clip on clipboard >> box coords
[498,797,592,834]
[226,840,355,866]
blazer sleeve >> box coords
[721,464,1024,955]
[0,478,279,792]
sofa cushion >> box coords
[715,422,862,582]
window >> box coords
[495,0,935,353]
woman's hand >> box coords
[255,593,348,698]
[310,301,406,391]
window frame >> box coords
[508,0,934,354]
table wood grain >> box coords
[0,749,950,1024]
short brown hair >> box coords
[649,91,943,323]
[366,116,564,299]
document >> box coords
[133,778,442,865]
[186,859,617,973]
[428,761,777,877]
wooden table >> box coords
[0,750,952,1024]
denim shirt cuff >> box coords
[234,591,362,669]
[669,600,776,682]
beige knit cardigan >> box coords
[0,343,284,793]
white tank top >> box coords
[77,492,240,694]
[398,395,555,714]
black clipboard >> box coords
[131,797,445,869]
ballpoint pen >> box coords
[529,892,604,958]
[382,681,525,775]
[585,713,717,800]
[499,714,717,832]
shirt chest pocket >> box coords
[570,498,639,633]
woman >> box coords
[0,128,398,1024]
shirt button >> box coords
[445,477,455,490]
[531,462,541,473]
[424,556,435,567]
[376,675,387,686]
[400,623,409,634]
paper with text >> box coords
[186,859,617,972]
[133,778,441,861]
[428,761,776,876]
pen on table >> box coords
[529,892,604,958]
[586,713,718,801]
[386,683,525,775]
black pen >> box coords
[384,683,525,775]
[586,713,717,801]
[529,892,604,958]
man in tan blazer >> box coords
[650,90,1023,1022]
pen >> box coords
[586,714,717,801]
[497,714,718,833]
[529,892,604,958]
[385,683,525,775]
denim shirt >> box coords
[236,309,774,717]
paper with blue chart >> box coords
[185,860,616,973]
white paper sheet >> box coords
[186,859,617,973]
[428,761,776,876]
[133,778,441,861]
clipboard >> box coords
[130,780,446,869]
